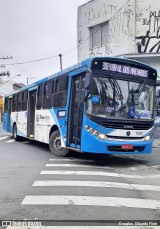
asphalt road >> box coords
[0,125,160,225]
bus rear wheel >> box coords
[49,130,69,157]
[13,124,19,141]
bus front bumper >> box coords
[81,133,153,155]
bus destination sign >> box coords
[102,62,149,78]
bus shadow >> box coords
[19,137,147,168]
[68,151,145,168]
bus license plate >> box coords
[121,144,133,150]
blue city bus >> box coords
[3,57,157,156]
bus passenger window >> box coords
[53,76,68,107]
[12,94,17,112]
[43,80,54,109]
[17,92,22,111]
[37,84,43,110]
[22,90,28,111]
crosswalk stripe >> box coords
[5,139,15,143]
[49,158,101,163]
[45,164,111,169]
[150,165,160,169]
[21,195,160,209]
[41,170,120,177]
[32,180,160,192]
[0,136,10,141]
[40,170,160,179]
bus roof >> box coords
[5,56,157,97]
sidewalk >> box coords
[153,138,160,148]
[0,124,11,135]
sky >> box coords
[0,0,89,86]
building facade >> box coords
[77,0,160,78]
[0,75,13,124]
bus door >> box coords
[27,89,37,138]
[8,97,12,132]
[68,75,85,149]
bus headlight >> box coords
[85,125,90,130]
[85,125,107,140]
[89,128,94,133]
[145,135,151,141]
[94,131,99,137]
[144,130,154,141]
[98,134,106,140]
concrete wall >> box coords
[136,0,160,54]
[77,0,135,61]
[78,0,160,61]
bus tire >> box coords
[49,130,69,157]
[13,124,19,141]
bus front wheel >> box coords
[49,130,69,157]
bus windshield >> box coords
[86,76,154,120]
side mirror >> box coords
[84,70,93,101]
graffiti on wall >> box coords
[87,4,118,24]
[88,3,134,57]
[136,11,160,53]
[108,5,133,44]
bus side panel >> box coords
[3,112,10,132]
[51,108,68,147]
[35,109,51,143]
[34,109,60,144]
[10,112,27,137]
[16,111,28,137]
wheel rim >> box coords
[53,136,62,151]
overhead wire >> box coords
[3,54,59,66]
[0,74,23,87]
[1,1,130,67]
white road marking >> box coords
[32,180,160,192]
[5,139,15,143]
[0,136,10,141]
[40,170,160,179]
[21,195,160,209]
[151,165,160,169]
[22,141,31,144]
[45,163,111,169]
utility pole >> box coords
[27,77,36,85]
[59,54,63,70]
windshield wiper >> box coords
[108,76,123,102]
